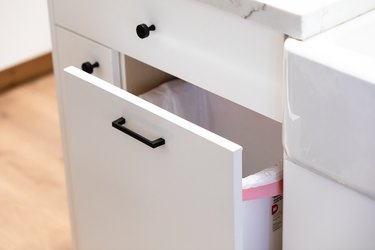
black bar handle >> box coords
[112,117,165,149]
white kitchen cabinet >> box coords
[283,159,375,250]
[49,0,284,248]
[48,0,375,249]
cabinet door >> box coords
[63,66,243,250]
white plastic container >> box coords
[242,165,283,250]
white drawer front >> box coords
[63,66,243,250]
[52,0,284,121]
[55,27,121,87]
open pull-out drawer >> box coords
[63,66,243,250]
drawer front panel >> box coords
[63,66,243,250]
[53,0,284,121]
[55,26,121,87]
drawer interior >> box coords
[123,55,282,177]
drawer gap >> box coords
[123,54,282,177]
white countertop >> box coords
[197,0,375,40]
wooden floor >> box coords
[0,74,72,250]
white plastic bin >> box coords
[242,165,283,250]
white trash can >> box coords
[242,164,283,250]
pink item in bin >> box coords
[243,179,283,201]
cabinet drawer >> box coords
[63,66,243,250]
[52,0,284,121]
[55,27,121,87]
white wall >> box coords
[0,0,51,71]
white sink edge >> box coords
[285,10,375,84]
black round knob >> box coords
[136,24,155,39]
[81,61,99,74]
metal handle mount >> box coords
[112,117,165,149]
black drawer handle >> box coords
[136,24,155,39]
[81,61,99,74]
[112,117,165,148]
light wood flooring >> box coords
[0,74,71,250]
